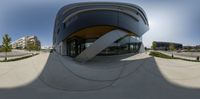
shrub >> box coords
[149,51,173,59]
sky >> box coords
[0,0,200,47]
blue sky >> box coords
[0,0,199,47]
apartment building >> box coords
[12,36,41,49]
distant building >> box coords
[183,46,194,49]
[12,36,41,49]
[183,45,200,51]
[153,41,183,50]
[196,45,200,49]
[41,46,53,50]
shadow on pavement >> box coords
[0,53,200,99]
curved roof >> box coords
[55,2,149,26]
[53,2,149,45]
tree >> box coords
[169,43,176,51]
[26,40,35,52]
[169,43,176,58]
[26,40,40,51]
[2,34,12,61]
[151,41,157,50]
[186,47,191,52]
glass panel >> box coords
[67,35,142,57]
[98,35,142,55]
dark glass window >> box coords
[66,36,142,57]
[98,36,142,56]
[57,28,60,34]
[63,23,66,29]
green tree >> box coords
[26,40,40,51]
[186,47,191,52]
[2,34,12,61]
[26,41,35,52]
[169,43,176,51]
[151,41,157,50]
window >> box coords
[85,43,93,48]
[63,23,66,29]
[57,28,60,34]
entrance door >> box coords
[67,38,85,57]
[67,40,76,57]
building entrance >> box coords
[67,37,85,57]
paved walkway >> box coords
[160,51,200,60]
[0,52,200,99]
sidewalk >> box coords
[159,51,197,60]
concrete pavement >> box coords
[0,52,200,98]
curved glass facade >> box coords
[99,36,142,55]
[66,33,142,57]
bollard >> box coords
[197,56,199,61]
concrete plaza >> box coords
[0,52,200,99]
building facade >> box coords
[153,41,183,50]
[12,36,41,49]
[183,45,200,51]
[53,2,149,62]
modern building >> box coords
[12,35,41,49]
[53,2,149,62]
[153,41,183,50]
[41,46,53,50]
[183,45,200,51]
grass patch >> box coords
[0,48,3,52]
[149,51,200,62]
[0,48,11,52]
[0,53,39,62]
[149,51,173,59]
